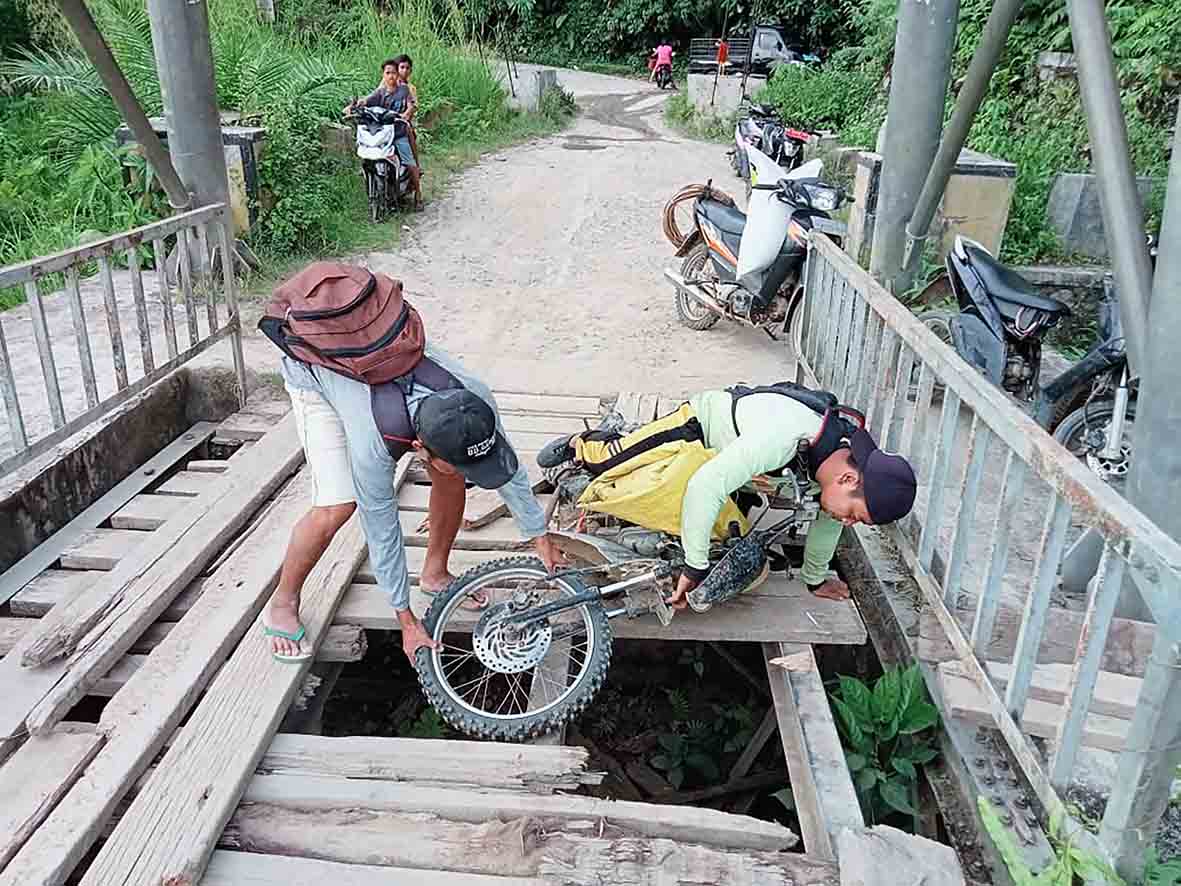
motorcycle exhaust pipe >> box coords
[664,268,758,329]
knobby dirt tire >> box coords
[415,556,613,742]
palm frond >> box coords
[0,46,102,96]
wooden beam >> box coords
[109,494,187,530]
[153,470,210,497]
[17,417,305,737]
[937,663,1130,751]
[728,707,779,816]
[240,773,797,851]
[764,643,864,860]
[944,659,1140,722]
[918,604,1155,679]
[184,459,230,473]
[57,528,150,570]
[0,422,216,607]
[259,734,598,791]
[336,575,868,646]
[9,570,106,617]
[0,729,104,869]
[219,805,834,885]
[79,513,368,886]
[204,851,545,886]
[492,391,601,416]
[215,411,275,442]
[0,471,317,886]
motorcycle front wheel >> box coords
[365,168,382,223]
[1052,398,1136,494]
[415,557,613,741]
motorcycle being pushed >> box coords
[663,144,847,342]
[347,105,413,222]
[412,411,824,740]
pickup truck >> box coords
[687,25,798,76]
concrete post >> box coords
[56,0,190,209]
[1067,0,1152,375]
[902,0,1024,273]
[869,0,961,293]
[145,0,230,211]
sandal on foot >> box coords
[263,623,313,663]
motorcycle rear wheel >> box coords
[1052,398,1136,495]
[675,245,722,331]
[416,557,613,741]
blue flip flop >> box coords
[263,623,313,663]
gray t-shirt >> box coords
[364,82,414,115]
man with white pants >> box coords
[264,346,564,662]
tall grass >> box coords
[0,0,549,305]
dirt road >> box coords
[0,67,791,460]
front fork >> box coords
[500,565,673,635]
[1100,365,1132,460]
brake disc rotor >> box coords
[471,602,553,673]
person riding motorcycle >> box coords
[539,382,917,605]
[650,42,674,85]
[345,57,422,211]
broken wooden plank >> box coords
[728,707,779,784]
[17,424,305,739]
[0,618,30,656]
[765,643,864,859]
[837,826,966,886]
[336,576,867,645]
[0,423,216,607]
[220,806,830,885]
[356,547,499,584]
[655,396,687,418]
[944,659,1141,722]
[0,471,320,886]
[497,413,588,435]
[0,729,105,869]
[215,411,276,442]
[109,494,188,530]
[204,851,545,886]
[79,512,368,886]
[614,391,647,424]
[153,470,212,497]
[400,509,527,549]
[918,604,1154,679]
[57,528,150,570]
[937,663,1129,751]
[259,734,598,791]
[9,570,105,617]
[241,773,797,851]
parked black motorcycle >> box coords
[729,103,812,187]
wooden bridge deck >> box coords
[0,388,863,884]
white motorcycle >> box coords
[348,105,413,222]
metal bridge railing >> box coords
[796,233,1181,871]
[0,204,246,475]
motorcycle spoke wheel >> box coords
[675,246,721,331]
[416,557,612,741]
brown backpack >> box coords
[259,262,425,384]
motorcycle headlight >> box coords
[803,184,840,211]
[782,140,800,157]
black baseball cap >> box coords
[414,389,518,489]
[848,428,917,524]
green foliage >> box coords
[663,92,733,143]
[538,83,577,123]
[758,63,880,131]
[829,665,940,824]
[677,642,707,679]
[650,727,721,789]
[402,706,449,738]
[650,699,756,790]
[665,687,692,720]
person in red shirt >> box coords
[650,42,674,83]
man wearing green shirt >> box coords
[538,383,917,606]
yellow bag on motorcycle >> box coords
[576,439,749,541]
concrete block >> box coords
[1037,51,1077,83]
[687,72,767,118]
[1047,173,1162,261]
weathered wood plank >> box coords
[215,411,276,442]
[184,459,230,473]
[356,547,509,585]
[0,423,216,608]
[153,470,212,497]
[837,826,966,886]
[937,663,1129,751]
[57,528,150,570]
[79,513,368,886]
[400,509,526,549]
[0,730,105,869]
[336,575,867,645]
[219,806,833,885]
[0,472,321,886]
[765,643,863,859]
[492,392,601,416]
[9,570,105,617]
[109,494,188,530]
[497,413,588,435]
[0,617,30,655]
[19,418,306,736]
[204,851,545,886]
[241,773,797,851]
[917,604,1155,678]
[944,660,1140,722]
[259,734,598,791]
